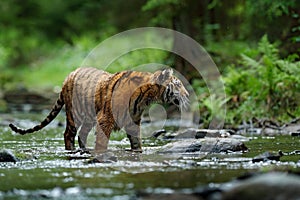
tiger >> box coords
[9,67,189,153]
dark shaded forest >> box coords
[0,0,300,125]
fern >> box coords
[241,54,260,69]
[194,35,300,126]
[224,35,300,124]
[258,35,279,61]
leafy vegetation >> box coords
[0,0,300,125]
[196,36,300,126]
[225,36,300,123]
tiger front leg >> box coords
[125,124,142,152]
[94,122,112,154]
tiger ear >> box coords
[151,68,173,84]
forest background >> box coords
[0,0,299,127]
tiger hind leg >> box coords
[64,125,77,150]
[64,112,78,150]
[78,122,94,149]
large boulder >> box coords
[159,138,248,154]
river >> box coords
[0,112,299,199]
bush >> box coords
[193,35,300,126]
[224,35,300,123]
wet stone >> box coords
[163,128,198,139]
[291,131,300,136]
[158,138,248,154]
[0,149,19,162]
[151,129,167,138]
[261,128,284,136]
[252,151,283,163]
[223,172,300,200]
[237,121,300,136]
[162,128,233,140]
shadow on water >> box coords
[0,112,299,199]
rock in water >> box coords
[0,149,19,162]
[159,138,248,154]
[162,128,233,139]
[252,151,283,163]
[223,172,300,200]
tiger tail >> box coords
[9,93,64,135]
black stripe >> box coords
[165,86,170,102]
[133,87,152,115]
[133,89,143,115]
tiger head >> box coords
[151,69,189,110]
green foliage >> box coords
[108,49,169,73]
[0,36,169,91]
[192,79,230,127]
[246,0,297,18]
[1,0,300,126]
[142,0,183,10]
[0,38,92,91]
[206,40,253,68]
[194,35,300,126]
[244,0,300,55]
[224,35,300,123]
[142,0,184,26]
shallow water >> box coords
[0,113,299,199]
